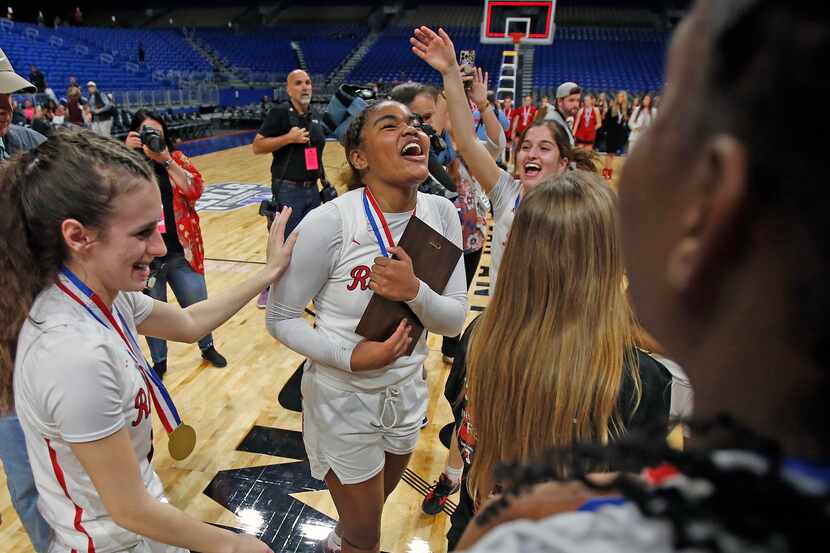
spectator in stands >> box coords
[0,46,51,553]
[73,5,82,25]
[87,81,115,137]
[126,109,228,375]
[511,95,536,162]
[66,87,84,126]
[538,96,549,115]
[21,98,34,123]
[36,10,44,26]
[31,101,56,137]
[9,97,26,126]
[138,41,145,64]
[627,93,656,152]
[252,69,326,309]
[595,92,609,153]
[52,103,66,125]
[544,82,581,146]
[66,75,81,100]
[601,91,629,180]
[502,95,515,163]
[573,93,602,151]
[28,65,46,93]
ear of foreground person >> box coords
[455,1,830,552]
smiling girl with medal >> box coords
[266,100,467,553]
[411,27,598,296]
[0,129,296,553]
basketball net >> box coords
[509,32,524,47]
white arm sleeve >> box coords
[39,336,126,443]
[481,124,507,160]
[265,204,354,371]
[405,198,468,337]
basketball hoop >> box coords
[509,32,525,46]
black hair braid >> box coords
[339,99,378,190]
[474,415,828,552]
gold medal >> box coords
[168,424,197,460]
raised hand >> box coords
[264,207,299,283]
[468,67,490,109]
[410,26,458,75]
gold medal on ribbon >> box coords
[168,424,197,460]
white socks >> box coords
[445,465,463,487]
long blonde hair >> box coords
[466,170,640,499]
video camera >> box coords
[321,84,457,201]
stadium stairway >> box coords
[328,30,381,85]
[184,31,247,87]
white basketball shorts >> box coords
[301,369,429,485]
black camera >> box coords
[419,121,447,157]
[140,126,165,153]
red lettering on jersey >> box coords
[347,265,371,291]
[132,388,151,427]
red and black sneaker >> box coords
[421,472,461,515]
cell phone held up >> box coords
[459,49,476,90]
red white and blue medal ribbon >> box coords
[57,266,195,459]
[362,187,415,258]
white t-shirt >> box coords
[14,281,170,553]
[266,188,468,392]
[488,169,522,297]
[460,502,677,553]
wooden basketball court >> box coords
[0,141,627,553]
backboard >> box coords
[481,0,556,45]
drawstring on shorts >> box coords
[378,385,401,430]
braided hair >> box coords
[0,128,154,411]
[476,416,829,552]
[468,1,830,551]
[339,99,402,190]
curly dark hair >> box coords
[0,128,154,411]
[339,99,403,190]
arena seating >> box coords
[533,27,668,95]
[2,3,671,110]
[196,29,296,76]
[1,20,211,91]
[347,26,504,87]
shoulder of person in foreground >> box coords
[7,124,46,150]
[458,483,675,553]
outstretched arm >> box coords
[138,208,297,343]
[411,27,502,193]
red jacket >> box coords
[168,151,206,274]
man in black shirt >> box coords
[28,65,46,93]
[252,69,326,307]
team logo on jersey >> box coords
[132,388,151,427]
[347,265,371,291]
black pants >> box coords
[441,248,484,357]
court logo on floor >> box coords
[196,183,272,212]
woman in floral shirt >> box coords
[126,109,227,377]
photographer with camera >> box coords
[253,70,328,308]
[126,109,227,376]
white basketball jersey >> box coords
[308,188,460,392]
[14,285,171,553]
